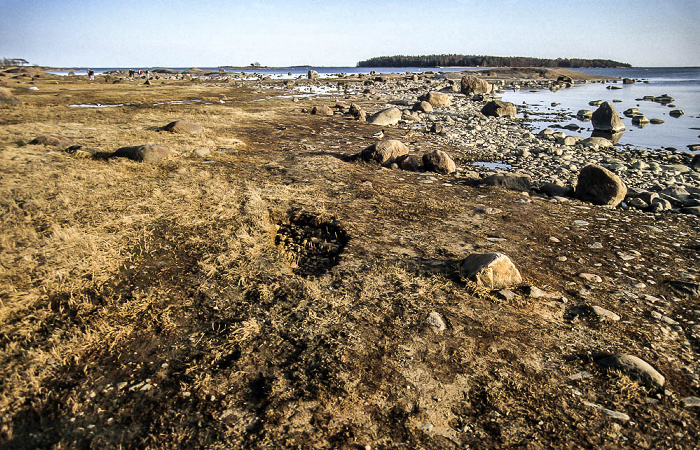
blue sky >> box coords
[1,0,698,67]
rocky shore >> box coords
[1,65,699,449]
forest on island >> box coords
[357,54,631,68]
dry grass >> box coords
[0,72,698,449]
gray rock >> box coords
[422,150,456,174]
[418,91,451,107]
[591,102,626,133]
[460,75,492,95]
[460,253,522,290]
[596,354,665,387]
[575,164,627,206]
[162,120,203,134]
[590,305,621,322]
[311,105,334,116]
[307,70,319,80]
[359,140,409,166]
[427,311,446,331]
[682,396,700,408]
[368,107,402,126]
[112,144,175,162]
[412,101,433,113]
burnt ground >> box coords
[0,71,699,449]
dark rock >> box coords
[691,154,700,170]
[481,173,531,191]
[396,154,422,171]
[669,281,700,298]
[307,70,319,80]
[669,110,684,117]
[539,182,573,198]
[591,102,626,133]
[481,100,517,118]
[575,164,627,206]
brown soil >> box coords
[0,71,698,449]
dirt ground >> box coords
[1,70,699,449]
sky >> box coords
[1,0,699,68]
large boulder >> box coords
[575,164,627,206]
[162,120,202,134]
[418,91,451,107]
[30,134,76,148]
[422,150,456,174]
[112,144,175,162]
[360,140,408,166]
[460,253,522,290]
[0,87,21,106]
[311,105,334,116]
[481,173,531,192]
[460,75,492,95]
[596,355,665,388]
[692,154,700,171]
[481,100,517,118]
[307,70,319,80]
[396,154,422,171]
[591,102,626,133]
[368,107,402,126]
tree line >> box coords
[1,58,30,68]
[356,54,630,68]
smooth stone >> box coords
[460,252,522,290]
[596,354,665,387]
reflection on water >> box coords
[591,130,624,144]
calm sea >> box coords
[500,67,700,153]
[47,66,699,152]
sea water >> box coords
[500,67,700,153]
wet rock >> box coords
[632,115,649,126]
[669,110,684,117]
[482,173,531,192]
[418,91,451,107]
[112,144,175,162]
[591,102,626,133]
[359,140,409,166]
[162,120,202,134]
[577,109,594,120]
[481,100,517,118]
[575,164,627,206]
[596,354,665,388]
[692,154,700,170]
[460,75,492,95]
[650,118,664,124]
[460,252,522,290]
[0,87,21,106]
[30,134,76,148]
[311,105,334,116]
[422,150,456,174]
[368,107,402,126]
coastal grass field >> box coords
[1,70,699,449]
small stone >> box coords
[427,311,446,331]
[497,289,518,301]
[682,396,700,408]
[579,273,603,283]
[591,305,620,321]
